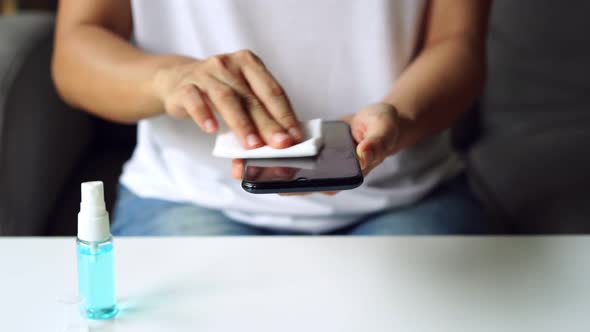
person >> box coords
[52,0,492,235]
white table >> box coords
[1,237,589,331]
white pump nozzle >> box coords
[78,181,111,242]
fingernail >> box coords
[247,134,262,148]
[288,127,303,141]
[204,119,216,133]
[273,132,291,145]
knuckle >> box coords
[274,111,296,125]
[234,117,255,133]
[235,49,259,64]
[191,62,207,76]
[377,108,398,125]
[231,80,251,94]
[268,103,295,121]
[245,94,264,110]
[207,55,228,70]
[214,85,235,100]
[268,83,285,97]
[180,85,196,96]
[253,116,276,131]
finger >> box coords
[237,50,303,142]
[248,100,294,149]
[239,90,293,149]
[258,167,276,181]
[177,85,218,133]
[356,139,376,171]
[349,116,369,144]
[199,76,263,149]
[273,167,293,178]
[356,119,398,170]
[232,159,244,180]
[322,191,339,196]
[208,54,294,148]
[209,61,293,149]
[355,144,377,177]
[246,166,262,180]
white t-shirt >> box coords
[121,0,463,233]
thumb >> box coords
[356,113,399,171]
[356,135,384,171]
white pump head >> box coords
[77,181,111,242]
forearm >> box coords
[52,25,193,123]
[384,36,486,153]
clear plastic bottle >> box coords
[76,181,118,320]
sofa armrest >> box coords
[0,13,94,235]
[467,0,590,232]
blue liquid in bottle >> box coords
[77,238,118,319]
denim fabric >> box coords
[112,174,491,236]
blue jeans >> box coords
[112,174,491,235]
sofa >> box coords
[0,13,135,235]
[468,0,590,232]
[1,1,589,235]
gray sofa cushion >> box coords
[0,13,93,235]
[0,14,54,138]
[469,0,590,232]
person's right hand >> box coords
[152,49,303,149]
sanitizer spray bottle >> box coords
[77,181,118,320]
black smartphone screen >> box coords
[242,121,363,194]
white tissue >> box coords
[212,119,323,159]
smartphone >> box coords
[242,121,364,194]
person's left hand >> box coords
[344,102,401,176]
[231,102,401,195]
